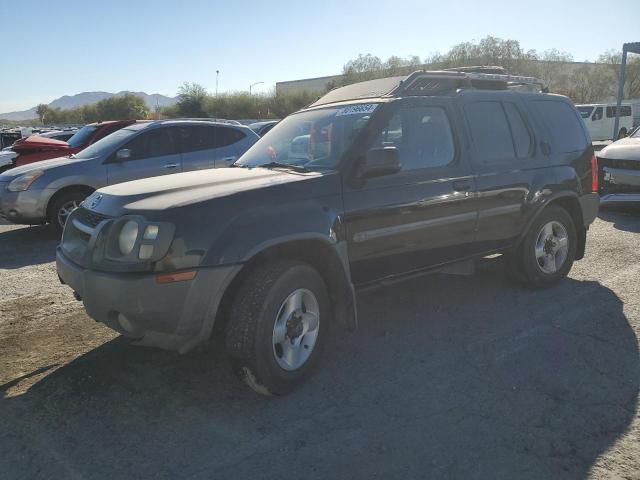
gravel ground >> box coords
[0,211,639,480]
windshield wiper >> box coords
[256,161,310,173]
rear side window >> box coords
[503,103,532,158]
[606,106,632,118]
[178,125,246,153]
[531,100,588,153]
[464,101,515,164]
[178,126,216,153]
[217,127,246,147]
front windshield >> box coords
[577,106,594,119]
[67,125,98,148]
[237,103,380,170]
[74,128,137,159]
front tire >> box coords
[48,191,88,235]
[225,260,330,395]
[509,205,577,288]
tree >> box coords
[36,104,48,123]
[176,82,208,117]
[95,94,149,120]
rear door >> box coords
[106,127,182,184]
[179,125,248,170]
[343,99,477,285]
[460,92,539,253]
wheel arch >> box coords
[46,185,95,221]
[521,192,587,260]
[215,236,357,339]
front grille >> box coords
[61,207,111,268]
[75,207,111,228]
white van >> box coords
[577,103,634,141]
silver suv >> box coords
[0,120,259,232]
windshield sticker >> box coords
[336,104,378,116]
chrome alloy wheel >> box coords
[535,220,569,274]
[272,288,320,371]
[57,199,82,228]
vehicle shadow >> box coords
[1,266,638,479]
[598,207,640,233]
[0,224,58,268]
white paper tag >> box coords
[336,103,378,116]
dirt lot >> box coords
[1,211,639,480]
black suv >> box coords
[57,69,600,395]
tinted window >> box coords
[217,127,246,147]
[464,101,514,163]
[372,106,455,170]
[123,128,176,160]
[606,106,632,118]
[67,125,97,148]
[531,100,588,153]
[177,126,217,153]
[577,106,594,119]
[504,102,532,158]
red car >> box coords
[11,120,135,167]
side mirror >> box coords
[116,148,131,160]
[359,147,401,179]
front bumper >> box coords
[600,166,640,205]
[0,186,49,224]
[56,247,241,353]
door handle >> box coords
[221,156,236,163]
[452,181,472,192]
[164,163,179,169]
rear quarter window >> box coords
[530,100,588,153]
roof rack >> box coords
[396,68,547,96]
[309,66,547,107]
[170,118,242,125]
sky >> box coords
[1,0,638,112]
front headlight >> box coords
[118,220,139,255]
[7,170,44,192]
[97,215,175,269]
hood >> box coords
[0,155,91,179]
[91,167,330,215]
[599,136,640,161]
[11,135,70,152]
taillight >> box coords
[591,154,599,193]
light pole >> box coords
[249,81,264,95]
[215,70,220,97]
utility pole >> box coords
[216,70,220,97]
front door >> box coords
[106,127,182,184]
[342,99,477,286]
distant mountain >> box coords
[0,91,177,121]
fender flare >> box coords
[515,190,586,257]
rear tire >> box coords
[47,190,88,235]
[225,260,330,395]
[509,206,577,288]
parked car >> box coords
[597,126,640,204]
[249,120,279,136]
[36,129,78,142]
[56,69,599,395]
[0,119,259,232]
[6,120,135,169]
[0,130,79,172]
[576,103,635,141]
